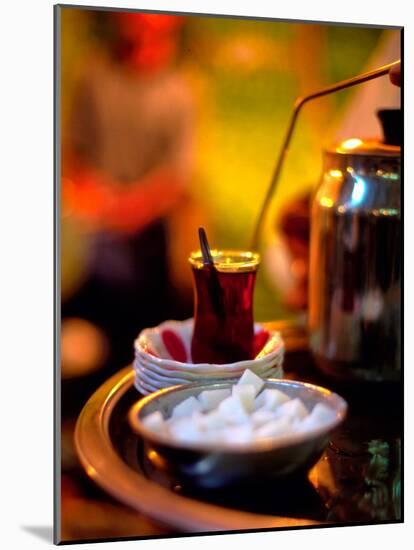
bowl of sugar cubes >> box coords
[128,369,347,488]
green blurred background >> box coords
[60,8,394,323]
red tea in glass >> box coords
[189,250,260,364]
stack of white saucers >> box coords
[133,318,284,395]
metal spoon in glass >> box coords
[198,227,225,319]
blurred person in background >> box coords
[61,12,196,381]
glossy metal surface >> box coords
[309,142,401,381]
[74,366,319,532]
[128,379,347,488]
[74,332,402,533]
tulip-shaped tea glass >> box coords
[189,250,260,364]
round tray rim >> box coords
[74,366,318,533]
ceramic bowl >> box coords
[133,318,284,395]
[128,378,348,488]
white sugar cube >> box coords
[237,369,265,396]
[222,424,253,444]
[293,415,321,434]
[218,395,249,425]
[144,368,338,448]
[309,403,336,425]
[232,384,256,413]
[192,410,223,431]
[275,398,309,421]
[142,411,165,432]
[255,388,290,411]
[171,396,203,419]
[202,429,227,443]
[250,409,276,428]
[168,417,203,443]
[255,416,292,439]
[190,411,206,430]
[197,388,231,412]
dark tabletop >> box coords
[60,320,402,542]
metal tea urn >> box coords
[308,109,401,382]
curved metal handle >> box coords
[251,60,400,250]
